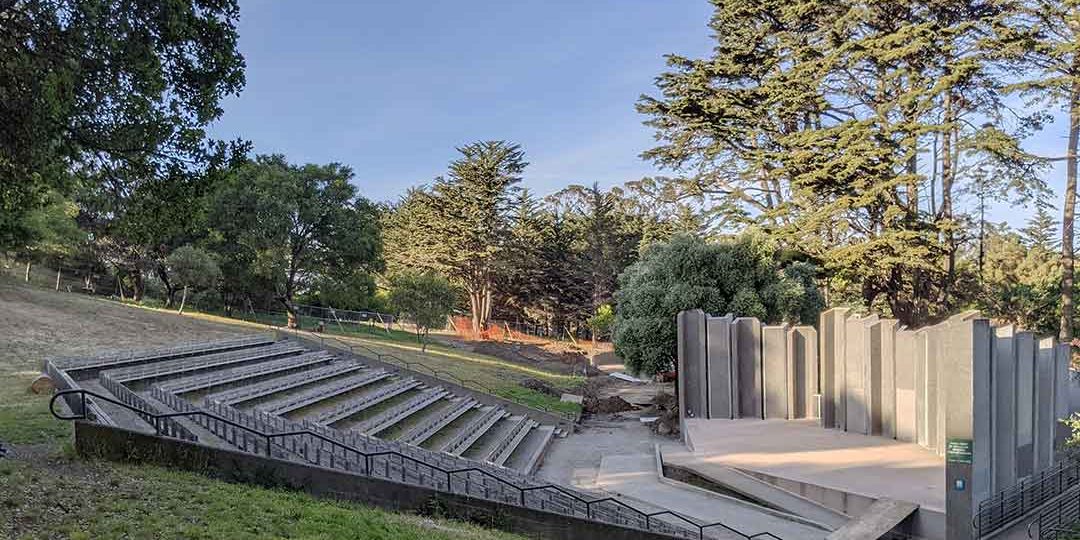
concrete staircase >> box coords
[61,337,564,476]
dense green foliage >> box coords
[207,155,383,326]
[0,0,245,250]
[388,271,460,350]
[613,233,824,375]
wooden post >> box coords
[55,266,61,291]
[177,285,188,314]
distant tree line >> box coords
[3,0,1079,375]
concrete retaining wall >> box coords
[74,421,677,540]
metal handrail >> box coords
[49,388,779,539]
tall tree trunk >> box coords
[177,285,189,314]
[157,265,176,308]
[1060,85,1079,341]
[278,296,299,328]
[131,271,144,302]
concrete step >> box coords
[59,336,275,375]
[399,398,479,446]
[355,388,450,436]
[207,362,362,405]
[505,424,556,475]
[259,369,391,415]
[462,415,522,462]
[442,406,508,456]
[106,343,305,384]
[487,418,537,466]
[160,352,333,394]
[313,378,423,425]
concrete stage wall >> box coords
[678,308,1079,540]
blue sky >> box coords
[209,0,1072,229]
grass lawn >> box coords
[0,457,525,540]
[0,278,529,540]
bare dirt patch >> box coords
[438,335,599,377]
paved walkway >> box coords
[595,453,831,540]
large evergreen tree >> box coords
[383,141,526,333]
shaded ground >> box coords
[0,277,529,540]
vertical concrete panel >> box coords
[1055,343,1070,454]
[819,308,850,429]
[792,326,819,419]
[845,315,876,435]
[922,324,945,453]
[677,310,708,422]
[762,325,790,419]
[879,320,898,439]
[944,318,992,540]
[915,329,931,448]
[1035,338,1057,472]
[734,317,763,419]
[894,328,917,443]
[992,325,1017,492]
[706,314,735,419]
[1014,331,1036,479]
[867,320,884,435]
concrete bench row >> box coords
[399,397,479,446]
[257,368,391,415]
[311,378,423,425]
[442,406,509,456]
[355,388,450,436]
[206,361,362,405]
[54,335,274,372]
[159,351,334,393]
[104,343,304,384]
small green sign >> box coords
[947,439,974,464]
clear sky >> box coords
[209,0,1072,229]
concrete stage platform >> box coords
[682,418,946,514]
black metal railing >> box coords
[1030,482,1080,539]
[50,388,781,540]
[976,459,1080,537]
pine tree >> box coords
[1021,206,1061,251]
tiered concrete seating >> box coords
[159,351,333,393]
[54,335,274,374]
[205,361,362,405]
[257,368,391,415]
[104,343,305,384]
[311,378,422,425]
[398,397,479,446]
[441,406,509,456]
[354,388,449,436]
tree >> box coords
[388,271,459,351]
[15,190,84,282]
[383,141,526,334]
[0,0,245,250]
[994,0,1080,340]
[208,155,382,327]
[613,232,823,375]
[637,0,1043,326]
[587,304,615,340]
[165,245,222,314]
[969,224,1061,334]
[1021,206,1061,251]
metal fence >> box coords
[976,459,1080,537]
[1033,482,1080,539]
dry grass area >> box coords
[0,277,526,540]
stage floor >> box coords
[681,418,946,512]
